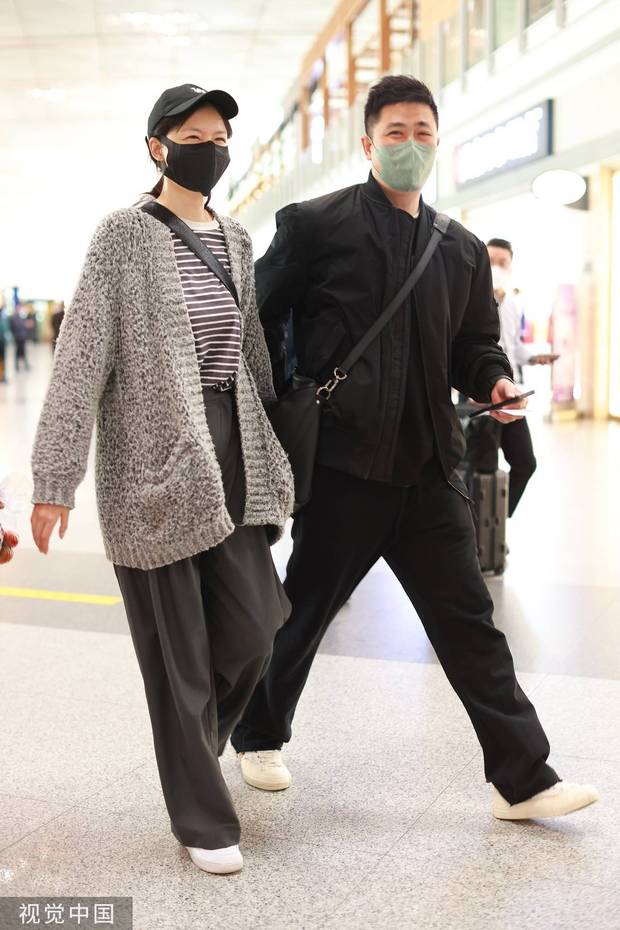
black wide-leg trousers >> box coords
[232,460,558,805]
[115,389,290,849]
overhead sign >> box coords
[454,100,553,187]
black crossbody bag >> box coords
[142,200,449,512]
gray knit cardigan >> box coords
[31,206,295,569]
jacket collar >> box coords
[361,171,435,261]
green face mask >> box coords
[371,138,437,192]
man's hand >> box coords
[529,353,559,366]
[489,378,528,424]
[31,503,70,555]
[0,500,19,565]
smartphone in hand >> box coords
[468,390,535,419]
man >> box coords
[486,238,557,516]
[232,76,597,819]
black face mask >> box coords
[161,137,230,196]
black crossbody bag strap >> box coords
[317,212,450,401]
[141,201,240,306]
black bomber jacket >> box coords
[256,173,513,493]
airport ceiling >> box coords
[0,0,340,295]
[0,0,337,186]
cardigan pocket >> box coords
[142,435,195,487]
[134,438,205,535]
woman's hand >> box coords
[31,504,70,555]
[0,500,19,564]
[489,378,528,424]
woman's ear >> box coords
[148,137,166,164]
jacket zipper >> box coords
[447,477,472,503]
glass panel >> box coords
[326,34,348,120]
[527,0,554,24]
[466,0,487,68]
[309,85,325,164]
[610,172,620,417]
[420,29,438,90]
[494,0,519,47]
[441,14,460,86]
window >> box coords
[420,26,439,89]
[441,14,461,86]
[466,0,487,68]
[494,0,519,48]
[527,0,554,25]
[610,171,620,417]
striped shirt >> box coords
[172,217,242,389]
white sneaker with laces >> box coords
[186,844,243,874]
[239,750,292,791]
[492,781,599,820]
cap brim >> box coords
[166,89,239,122]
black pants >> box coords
[14,340,28,370]
[232,459,558,805]
[115,389,290,849]
[501,417,537,516]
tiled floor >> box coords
[1,345,618,929]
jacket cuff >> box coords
[32,477,76,510]
[479,368,514,402]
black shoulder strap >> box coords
[141,201,240,306]
[338,212,450,375]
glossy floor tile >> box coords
[1,345,618,928]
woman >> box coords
[31,83,294,875]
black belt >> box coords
[204,376,236,393]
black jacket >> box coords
[256,173,512,491]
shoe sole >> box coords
[241,772,292,792]
[493,796,599,820]
[191,861,243,875]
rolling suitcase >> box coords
[470,469,509,575]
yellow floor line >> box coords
[0,587,121,606]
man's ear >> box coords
[361,135,373,160]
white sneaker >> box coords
[187,844,243,875]
[493,781,600,820]
[239,750,292,791]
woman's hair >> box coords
[147,103,233,199]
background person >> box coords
[10,307,30,372]
[50,302,65,353]
[0,306,8,383]
[486,238,558,517]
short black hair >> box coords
[486,238,513,257]
[364,75,439,136]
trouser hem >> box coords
[493,764,560,805]
[231,738,284,753]
[171,822,241,850]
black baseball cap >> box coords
[147,83,239,137]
